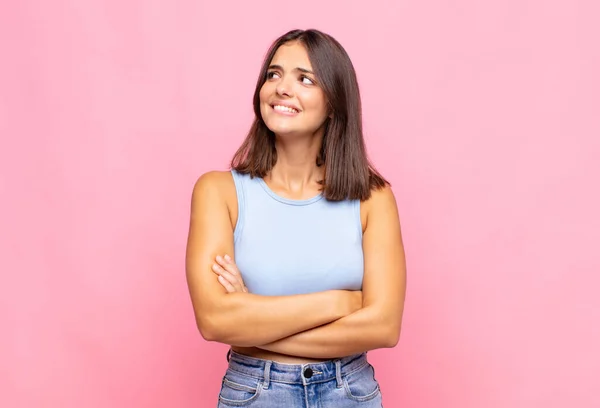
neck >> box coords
[268,131,324,189]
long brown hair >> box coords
[231,29,388,201]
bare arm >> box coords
[255,185,407,358]
[185,171,361,347]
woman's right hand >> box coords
[212,254,248,293]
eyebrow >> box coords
[268,64,314,75]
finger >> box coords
[214,256,246,291]
[216,268,242,292]
[216,256,242,278]
[212,264,244,292]
[217,275,236,293]
[216,255,237,271]
[222,271,244,292]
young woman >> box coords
[186,29,407,407]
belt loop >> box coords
[335,360,343,388]
[263,361,272,389]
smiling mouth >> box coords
[272,104,300,114]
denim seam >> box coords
[342,379,381,403]
[222,378,259,393]
[227,368,265,381]
[228,368,342,386]
[227,356,370,386]
[219,379,264,406]
[342,360,370,377]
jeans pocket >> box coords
[218,370,263,407]
[342,363,382,402]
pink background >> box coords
[1,0,599,407]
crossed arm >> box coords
[185,171,407,358]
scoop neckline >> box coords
[257,178,324,206]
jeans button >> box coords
[303,367,313,378]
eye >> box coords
[266,71,280,80]
[300,75,315,85]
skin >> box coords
[186,41,407,364]
[259,41,331,195]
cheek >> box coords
[258,84,270,104]
[258,85,272,118]
[301,87,325,106]
[303,93,328,119]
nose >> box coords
[276,75,294,97]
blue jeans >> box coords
[217,350,383,407]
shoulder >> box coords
[363,185,399,224]
[358,184,399,232]
[367,184,397,206]
[189,170,239,230]
[191,170,236,204]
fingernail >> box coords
[224,255,231,262]
[216,255,223,263]
[212,264,219,271]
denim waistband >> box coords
[226,350,370,386]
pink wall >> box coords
[2,0,599,407]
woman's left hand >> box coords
[212,255,248,293]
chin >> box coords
[262,115,322,138]
[267,125,297,137]
[263,117,295,135]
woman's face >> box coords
[259,41,329,137]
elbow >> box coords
[195,311,229,343]
[378,323,401,349]
[196,315,219,342]
[193,297,235,343]
[367,308,402,349]
[382,329,400,348]
[362,307,402,349]
[196,312,252,346]
[199,326,219,343]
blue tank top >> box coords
[231,170,364,296]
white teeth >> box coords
[273,105,298,113]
